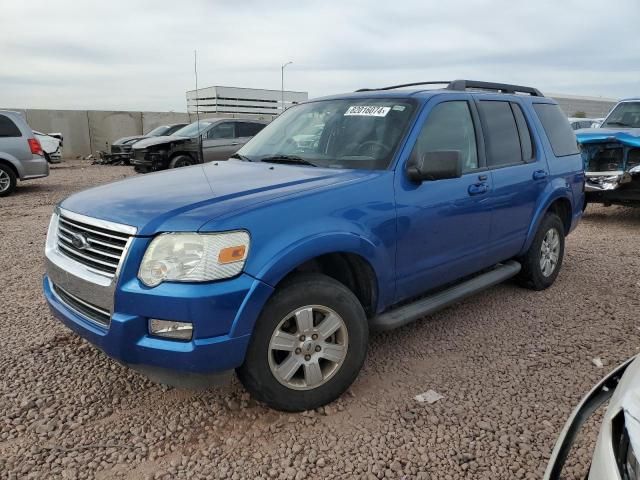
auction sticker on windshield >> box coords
[344,106,391,117]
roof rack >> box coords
[356,79,543,97]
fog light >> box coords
[149,319,193,341]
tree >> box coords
[573,111,587,118]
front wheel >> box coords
[517,212,565,290]
[237,273,368,412]
[169,155,194,169]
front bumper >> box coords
[44,272,273,375]
[44,228,274,380]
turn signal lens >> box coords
[218,245,247,264]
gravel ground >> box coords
[1,160,639,480]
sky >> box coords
[1,0,638,112]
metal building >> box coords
[547,93,618,119]
[186,86,308,119]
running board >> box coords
[370,260,522,331]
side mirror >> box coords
[407,150,463,182]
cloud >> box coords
[1,0,638,111]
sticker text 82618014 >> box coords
[344,106,391,117]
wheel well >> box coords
[0,158,18,177]
[170,151,196,162]
[279,253,378,317]
[547,198,572,235]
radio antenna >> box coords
[194,50,202,163]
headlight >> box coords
[138,231,249,287]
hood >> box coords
[113,135,147,145]
[60,160,376,236]
[576,128,640,147]
[133,135,190,150]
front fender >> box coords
[521,179,574,254]
[252,231,392,312]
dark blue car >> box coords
[43,80,584,411]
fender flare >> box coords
[521,182,573,254]
[252,231,391,310]
[0,153,25,178]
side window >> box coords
[511,103,534,161]
[207,122,235,140]
[237,122,265,137]
[412,101,478,172]
[533,103,580,157]
[478,101,522,167]
[0,114,22,137]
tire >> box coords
[517,212,565,290]
[0,163,17,197]
[169,155,194,169]
[237,273,368,412]
[134,165,150,174]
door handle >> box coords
[468,183,489,196]
[231,142,240,146]
[478,174,488,181]
[533,170,548,180]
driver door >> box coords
[394,95,493,302]
[202,121,237,162]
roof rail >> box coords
[355,79,543,97]
[447,80,543,97]
[355,81,451,92]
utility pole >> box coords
[281,61,293,114]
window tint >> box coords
[533,103,580,157]
[237,122,265,137]
[511,103,534,161]
[412,101,478,172]
[208,122,235,140]
[0,115,22,137]
[479,101,522,167]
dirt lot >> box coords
[1,160,639,480]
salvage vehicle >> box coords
[544,354,639,480]
[99,123,187,165]
[577,98,640,207]
[0,110,48,197]
[43,80,584,411]
[34,130,63,164]
[130,118,267,173]
[569,117,598,131]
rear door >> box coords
[202,121,237,161]
[476,99,549,262]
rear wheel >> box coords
[237,273,368,412]
[517,212,565,290]
[0,164,17,197]
[169,155,195,169]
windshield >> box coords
[145,125,170,136]
[602,102,640,128]
[237,98,417,170]
[172,121,212,137]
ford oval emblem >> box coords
[71,232,90,250]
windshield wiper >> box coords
[259,155,317,167]
[230,153,252,161]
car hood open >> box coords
[60,160,375,235]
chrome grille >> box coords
[56,212,132,276]
[52,283,111,327]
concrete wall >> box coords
[548,95,618,119]
[1,108,200,157]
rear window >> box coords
[533,103,580,157]
[0,114,22,137]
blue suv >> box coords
[43,80,584,411]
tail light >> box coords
[28,138,43,156]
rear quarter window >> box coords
[533,103,580,157]
[0,114,22,137]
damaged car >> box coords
[544,354,640,479]
[577,98,640,207]
[130,118,267,173]
[99,123,187,165]
[34,131,63,164]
